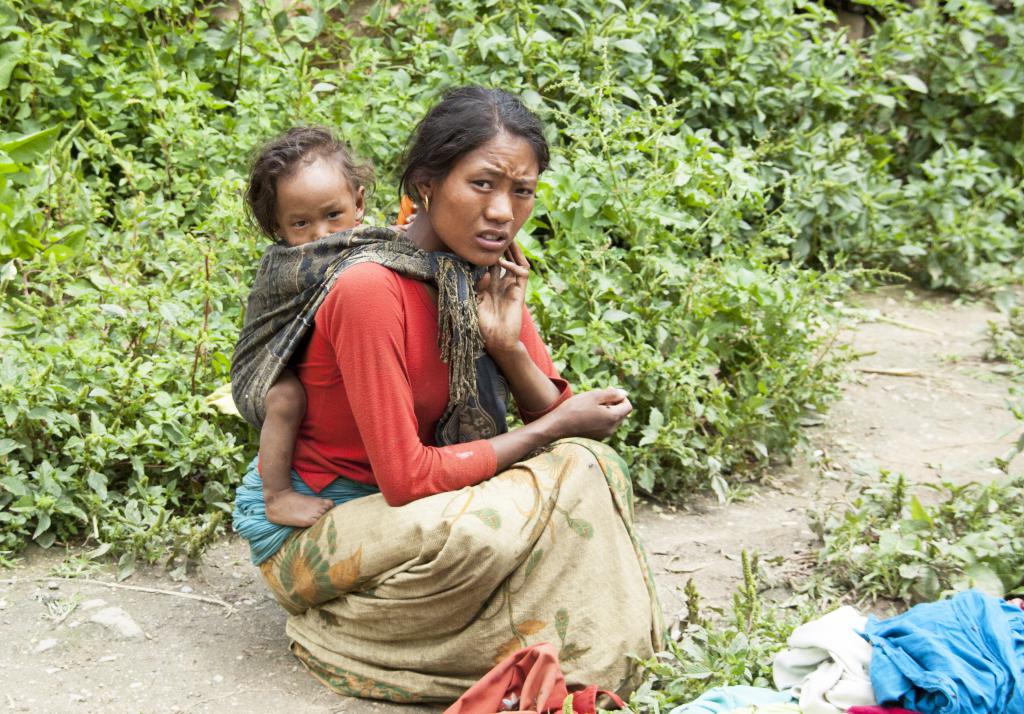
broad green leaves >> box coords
[0,0,1021,562]
[818,472,1024,603]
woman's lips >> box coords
[474,233,508,251]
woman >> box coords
[232,87,662,703]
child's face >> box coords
[274,155,365,246]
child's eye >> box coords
[327,211,343,219]
[292,220,308,228]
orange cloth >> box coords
[397,194,416,226]
[444,643,624,714]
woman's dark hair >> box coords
[399,87,549,203]
[246,126,375,239]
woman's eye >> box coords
[472,180,492,189]
[516,188,535,197]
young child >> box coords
[244,126,374,527]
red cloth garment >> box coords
[444,643,624,714]
[291,263,572,506]
[846,707,922,713]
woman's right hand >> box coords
[490,387,632,472]
[548,388,632,440]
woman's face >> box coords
[414,131,539,266]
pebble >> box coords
[46,581,59,590]
[89,606,144,640]
[179,585,194,594]
[212,674,224,684]
[34,638,58,653]
[130,682,143,689]
[0,598,7,610]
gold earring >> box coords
[423,195,430,213]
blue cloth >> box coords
[861,589,1024,714]
[669,685,793,714]
[232,457,379,565]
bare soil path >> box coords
[1,287,1018,713]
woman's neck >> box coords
[405,216,445,253]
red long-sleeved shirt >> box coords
[291,262,571,506]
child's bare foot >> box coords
[265,490,334,527]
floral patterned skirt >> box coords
[258,438,663,703]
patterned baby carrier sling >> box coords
[229,226,509,445]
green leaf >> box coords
[897,244,927,257]
[710,475,729,505]
[32,511,51,539]
[602,309,632,323]
[993,290,1017,316]
[0,125,61,163]
[613,38,646,55]
[86,470,107,499]
[955,563,1004,598]
[0,38,26,92]
[289,14,322,43]
[909,496,932,525]
[87,542,112,559]
[0,476,27,496]
[639,407,664,447]
[959,29,979,54]
[117,552,136,581]
[898,74,928,94]
[0,437,20,457]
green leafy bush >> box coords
[628,553,825,712]
[1,0,1020,559]
[814,471,1024,603]
[986,305,1024,371]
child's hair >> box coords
[246,126,375,240]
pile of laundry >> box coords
[669,590,1024,714]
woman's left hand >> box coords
[476,240,529,354]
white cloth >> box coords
[772,606,876,714]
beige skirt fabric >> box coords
[258,438,663,703]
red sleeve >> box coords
[320,264,497,507]
[516,306,573,422]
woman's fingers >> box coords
[475,270,492,293]
[596,387,629,405]
[498,258,529,279]
[603,397,632,423]
[508,240,530,269]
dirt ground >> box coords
[1,286,1019,713]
